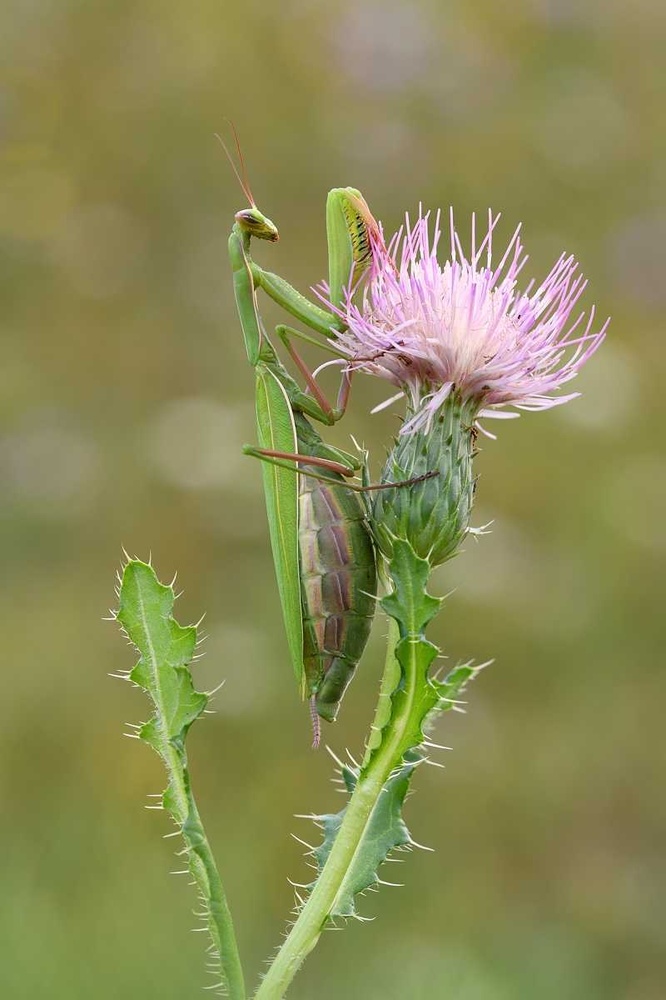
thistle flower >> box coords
[320,209,607,568]
[328,209,608,435]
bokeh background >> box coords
[2,1,664,997]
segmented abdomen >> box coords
[299,470,376,723]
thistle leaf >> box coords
[434,662,479,708]
[114,559,246,999]
[312,760,416,918]
[314,763,416,919]
[380,537,442,635]
[117,560,208,765]
[304,543,481,920]
[363,539,447,763]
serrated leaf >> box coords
[389,636,441,756]
[117,560,208,752]
[113,561,246,998]
[363,537,484,781]
[427,662,481,726]
[380,538,442,635]
[436,663,477,705]
[313,761,416,918]
[281,526,486,966]
[162,779,178,815]
[364,540,446,763]
[138,717,161,752]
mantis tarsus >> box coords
[227,144,384,745]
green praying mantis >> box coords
[226,138,434,745]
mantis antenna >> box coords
[215,119,256,207]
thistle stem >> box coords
[176,750,246,1000]
[254,616,413,1000]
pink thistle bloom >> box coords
[325,209,608,434]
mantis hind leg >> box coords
[243,445,439,494]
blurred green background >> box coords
[2,0,664,997]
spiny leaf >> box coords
[389,635,441,757]
[114,560,245,999]
[117,560,208,756]
[339,539,483,916]
[363,540,445,764]
[380,538,442,636]
[434,662,479,709]
[312,760,416,918]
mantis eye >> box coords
[235,208,279,243]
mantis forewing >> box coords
[254,365,304,693]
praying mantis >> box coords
[226,141,435,745]
[227,141,387,745]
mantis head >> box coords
[235,207,279,243]
[217,124,280,243]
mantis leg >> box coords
[275,325,352,425]
[229,229,267,367]
[243,445,439,495]
[241,185,383,340]
[252,263,341,337]
[230,230,351,429]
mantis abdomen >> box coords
[299,467,377,723]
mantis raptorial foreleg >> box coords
[274,325,352,425]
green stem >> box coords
[152,725,245,998]
[254,616,415,1000]
[363,615,402,767]
[177,744,246,1000]
[138,595,245,998]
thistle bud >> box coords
[372,394,477,568]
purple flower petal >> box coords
[323,209,608,432]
